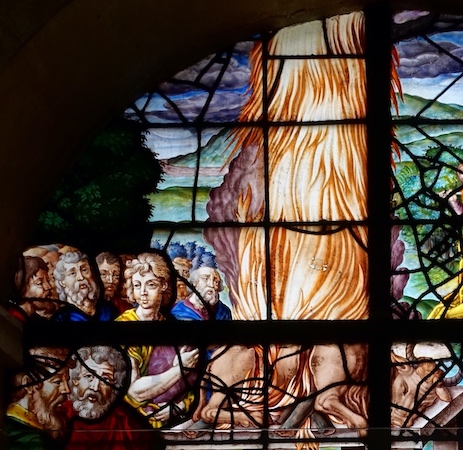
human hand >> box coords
[153,400,186,421]
[172,346,199,369]
[438,190,450,199]
[153,402,171,421]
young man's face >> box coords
[132,272,166,310]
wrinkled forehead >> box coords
[47,368,70,383]
[196,267,219,279]
[30,268,49,280]
[81,357,115,377]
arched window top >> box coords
[5,9,463,450]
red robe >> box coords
[66,403,159,450]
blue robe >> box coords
[171,299,232,401]
[171,299,232,321]
[52,301,115,322]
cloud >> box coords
[396,35,463,78]
[136,42,254,123]
[396,39,463,78]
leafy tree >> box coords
[394,145,463,248]
[32,117,162,254]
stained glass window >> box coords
[391,12,463,323]
[5,7,463,450]
[389,11,463,450]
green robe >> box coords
[4,403,63,450]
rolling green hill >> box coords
[393,92,463,120]
[168,128,234,168]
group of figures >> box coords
[6,244,463,449]
[5,344,154,450]
[5,244,235,449]
[8,244,229,324]
[7,9,463,450]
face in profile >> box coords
[173,258,192,300]
[42,251,60,297]
[24,268,52,299]
[28,369,70,437]
[70,357,116,419]
[98,260,121,299]
[132,272,167,311]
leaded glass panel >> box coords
[391,12,463,320]
[8,7,463,450]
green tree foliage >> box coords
[32,117,162,253]
[394,145,463,247]
[393,146,463,301]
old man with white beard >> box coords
[69,346,124,419]
[52,251,116,321]
[66,345,155,450]
[171,267,232,321]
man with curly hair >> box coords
[66,345,155,450]
[52,251,116,321]
[116,252,198,427]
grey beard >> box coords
[65,280,98,307]
[31,392,67,440]
[71,386,114,419]
[198,289,219,307]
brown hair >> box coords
[15,256,49,296]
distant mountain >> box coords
[164,93,463,168]
[167,128,234,168]
[393,93,463,120]
[393,93,463,155]
[396,132,463,153]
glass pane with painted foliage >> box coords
[390,12,463,320]
[9,7,444,450]
[4,11,379,449]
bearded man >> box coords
[8,255,59,322]
[95,252,131,314]
[172,256,193,302]
[66,345,155,450]
[52,251,116,321]
[171,266,231,321]
[4,347,71,449]
[23,244,62,298]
